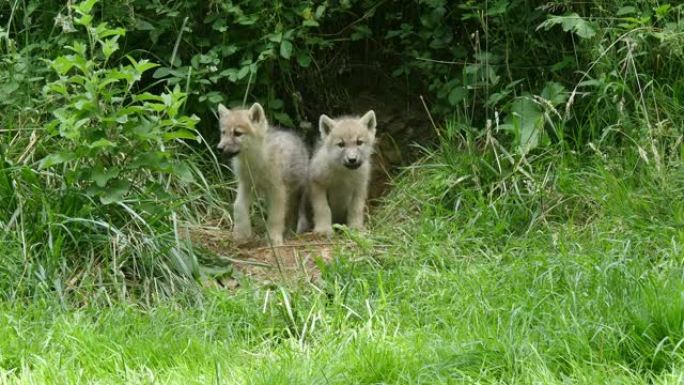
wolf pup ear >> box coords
[218,103,230,118]
[360,110,376,135]
[248,102,266,125]
[319,114,335,138]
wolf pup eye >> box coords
[234,131,244,137]
[356,139,363,145]
[337,141,345,148]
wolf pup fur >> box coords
[217,102,309,245]
[308,110,377,235]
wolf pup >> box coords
[217,102,309,246]
[308,110,377,235]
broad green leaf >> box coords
[74,98,94,111]
[272,111,294,127]
[74,0,97,15]
[236,15,258,26]
[39,152,76,169]
[447,87,467,106]
[280,40,293,59]
[315,5,326,18]
[101,37,119,60]
[129,152,170,171]
[134,92,165,102]
[211,18,228,32]
[91,165,120,187]
[74,14,93,27]
[268,32,283,43]
[509,97,545,155]
[135,19,154,31]
[656,4,672,18]
[486,0,510,16]
[350,25,372,41]
[617,6,637,15]
[540,81,568,106]
[163,129,199,141]
[51,56,75,75]
[99,179,130,205]
[89,138,117,149]
[537,13,596,39]
[269,99,284,109]
[66,41,87,56]
[152,67,174,79]
[46,81,68,95]
[236,65,250,80]
[296,53,312,68]
[128,57,159,75]
[93,23,125,39]
[172,161,195,183]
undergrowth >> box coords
[0,1,683,382]
[1,132,683,383]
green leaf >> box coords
[447,87,467,106]
[537,13,596,39]
[134,19,154,31]
[236,15,258,26]
[89,138,117,149]
[172,161,195,183]
[73,0,97,16]
[131,58,159,74]
[163,129,199,141]
[315,5,326,18]
[101,37,119,60]
[508,97,545,155]
[540,81,568,106]
[272,111,294,127]
[99,179,130,205]
[655,4,672,18]
[129,152,170,171]
[236,65,250,80]
[152,67,173,79]
[350,25,372,41]
[617,6,637,16]
[74,14,93,27]
[51,56,75,75]
[280,40,293,60]
[39,152,77,169]
[296,53,312,68]
[91,165,120,187]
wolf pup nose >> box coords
[217,102,309,246]
[216,143,240,158]
[308,110,377,235]
[343,154,361,169]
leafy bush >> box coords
[1,0,207,298]
[41,0,200,207]
[1,0,683,297]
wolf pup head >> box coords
[217,102,268,158]
[319,110,377,170]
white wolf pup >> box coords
[217,102,309,245]
[308,110,377,235]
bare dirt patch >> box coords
[189,223,340,287]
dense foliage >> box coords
[0,0,683,295]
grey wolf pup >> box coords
[217,102,309,245]
[308,110,377,235]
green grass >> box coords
[1,141,684,384]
